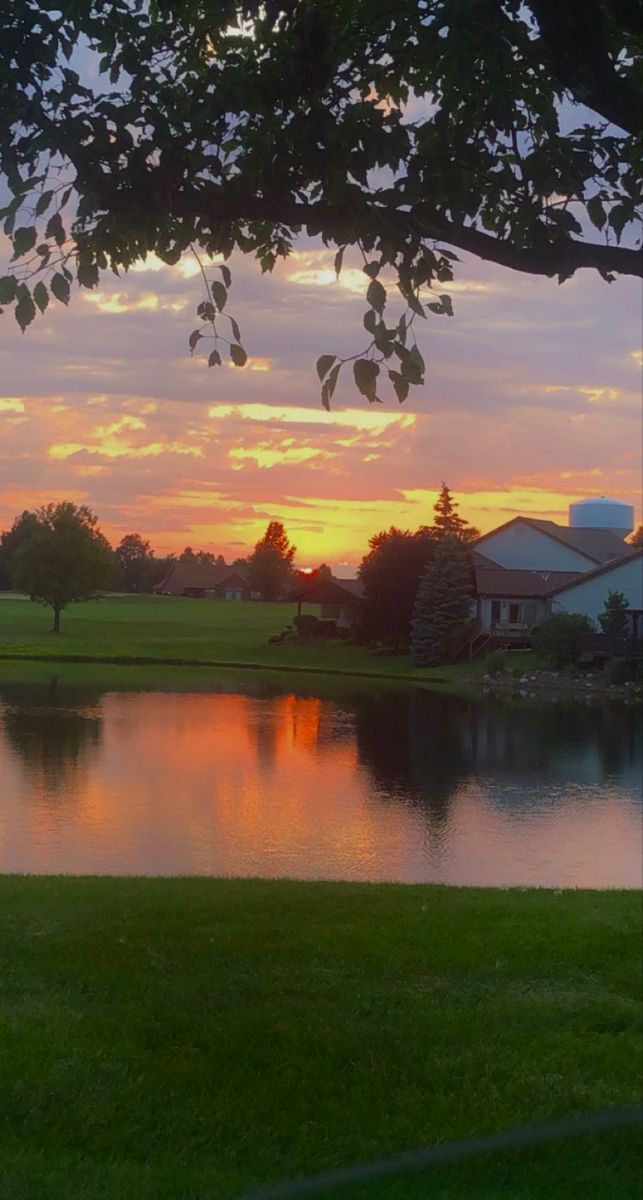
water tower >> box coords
[568,496,635,539]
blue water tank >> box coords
[568,497,635,538]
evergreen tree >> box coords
[248,522,296,601]
[598,590,630,636]
[432,484,479,543]
[411,537,473,666]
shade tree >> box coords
[10,502,114,632]
[248,521,296,601]
[0,1,640,406]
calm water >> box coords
[0,669,641,887]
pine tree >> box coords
[248,521,296,601]
[411,537,473,666]
[432,483,479,543]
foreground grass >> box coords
[0,594,539,683]
[1,878,640,1199]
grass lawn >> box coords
[0,594,539,684]
[0,878,640,1199]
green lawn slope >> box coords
[1,878,640,1199]
[0,594,537,683]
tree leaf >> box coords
[12,226,37,258]
[218,264,232,288]
[334,246,345,277]
[230,343,248,366]
[45,212,65,246]
[15,287,36,331]
[587,195,606,230]
[0,276,17,304]
[321,362,341,409]
[211,280,227,311]
[208,349,222,367]
[229,316,241,342]
[439,293,454,316]
[188,329,202,351]
[33,281,49,313]
[363,261,380,279]
[35,190,54,216]
[353,358,379,401]
[50,273,70,305]
[316,354,336,381]
[77,261,99,289]
[388,369,409,404]
[366,278,386,315]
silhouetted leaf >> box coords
[189,329,202,350]
[316,354,336,381]
[33,281,48,313]
[12,226,37,257]
[45,212,65,246]
[366,278,386,315]
[230,343,247,366]
[211,280,227,311]
[218,264,232,288]
[334,246,345,277]
[50,273,70,305]
[208,349,222,367]
[0,276,17,304]
[353,358,379,401]
[15,286,36,331]
[35,190,54,216]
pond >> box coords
[0,667,640,887]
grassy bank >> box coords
[1,878,640,1199]
[0,594,536,684]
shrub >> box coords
[293,613,321,640]
[603,658,636,686]
[532,613,593,669]
[598,590,630,636]
[485,650,507,676]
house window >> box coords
[509,603,521,624]
[491,600,501,624]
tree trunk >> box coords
[52,605,61,633]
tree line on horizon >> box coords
[2,492,641,661]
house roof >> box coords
[158,562,247,593]
[546,548,643,596]
[294,576,364,605]
[473,517,627,565]
[475,567,583,598]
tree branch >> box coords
[182,191,642,278]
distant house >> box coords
[474,565,583,641]
[468,502,637,652]
[294,576,364,630]
[549,548,643,626]
[472,516,627,573]
[156,562,254,600]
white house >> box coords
[549,550,643,625]
[473,516,627,572]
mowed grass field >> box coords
[0,594,458,680]
[0,878,641,1200]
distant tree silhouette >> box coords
[359,527,435,650]
[248,522,296,601]
[432,484,479,543]
[598,590,630,637]
[0,510,40,590]
[10,502,113,632]
[114,533,153,593]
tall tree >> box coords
[432,484,479,543]
[248,521,296,601]
[359,527,435,650]
[114,532,154,593]
[0,2,640,405]
[0,510,40,590]
[411,537,473,666]
[10,502,113,632]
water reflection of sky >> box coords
[0,676,641,887]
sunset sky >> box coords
[0,236,641,572]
